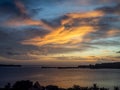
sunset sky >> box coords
[0,0,120,66]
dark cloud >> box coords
[0,30,9,41]
[0,0,23,16]
[0,0,33,22]
[96,3,120,15]
[116,51,120,53]
[0,27,49,60]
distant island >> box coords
[0,64,22,67]
[78,62,120,69]
[41,62,120,69]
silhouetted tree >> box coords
[114,87,119,90]
[73,85,81,90]
[12,80,33,90]
[92,84,99,90]
[4,83,11,90]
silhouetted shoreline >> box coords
[1,62,120,69]
[41,62,120,69]
[0,64,21,67]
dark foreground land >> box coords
[0,80,119,90]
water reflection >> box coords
[0,67,120,89]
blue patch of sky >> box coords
[24,0,117,20]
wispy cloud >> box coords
[21,10,104,46]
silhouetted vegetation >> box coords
[12,80,33,90]
[0,80,119,90]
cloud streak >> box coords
[21,10,104,46]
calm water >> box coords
[0,67,120,89]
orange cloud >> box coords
[4,18,53,31]
[61,11,104,25]
[22,26,95,46]
[107,29,120,36]
[66,11,104,18]
[22,10,104,46]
